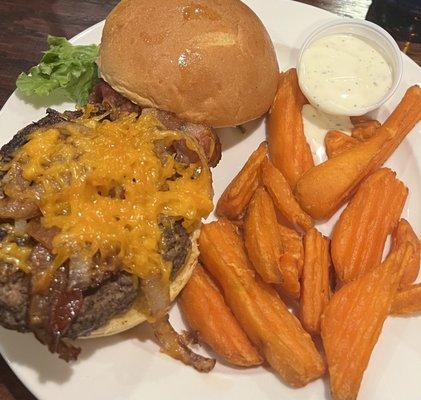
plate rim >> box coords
[0,1,420,399]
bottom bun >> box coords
[84,229,200,338]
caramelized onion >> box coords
[141,272,214,372]
[68,253,92,290]
[26,220,59,251]
[141,273,170,320]
[0,197,40,220]
[153,314,215,373]
[14,219,27,234]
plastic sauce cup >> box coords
[297,19,403,116]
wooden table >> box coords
[0,1,419,399]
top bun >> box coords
[98,0,279,127]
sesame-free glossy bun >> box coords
[98,0,279,127]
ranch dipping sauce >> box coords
[301,104,353,164]
[298,34,393,115]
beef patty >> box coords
[0,106,194,353]
[0,260,137,339]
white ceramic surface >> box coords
[0,1,419,399]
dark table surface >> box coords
[0,0,419,399]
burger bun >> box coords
[98,0,279,127]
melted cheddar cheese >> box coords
[13,113,213,279]
[0,241,32,273]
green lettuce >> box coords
[16,36,99,105]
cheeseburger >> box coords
[0,0,278,369]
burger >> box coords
[0,0,279,369]
[98,0,279,128]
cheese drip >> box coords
[13,113,213,279]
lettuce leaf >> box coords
[16,36,99,105]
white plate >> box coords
[0,1,420,399]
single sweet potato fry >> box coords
[332,168,408,284]
[391,219,420,288]
[261,157,314,231]
[179,265,263,367]
[321,243,413,400]
[278,223,304,278]
[391,283,421,315]
[244,188,300,297]
[351,118,381,141]
[300,228,331,335]
[268,69,313,188]
[295,85,421,219]
[216,142,267,220]
[199,219,325,387]
[325,130,359,158]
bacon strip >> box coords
[89,79,140,114]
[28,245,82,361]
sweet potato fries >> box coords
[391,283,421,315]
[180,71,420,400]
[351,116,381,141]
[261,157,314,231]
[325,130,359,159]
[244,188,300,297]
[300,228,331,335]
[267,69,313,188]
[295,85,421,219]
[216,142,267,220]
[391,219,421,288]
[179,265,263,367]
[331,168,408,284]
[322,243,414,400]
[278,223,304,278]
[199,219,325,387]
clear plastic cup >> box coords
[297,19,403,116]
